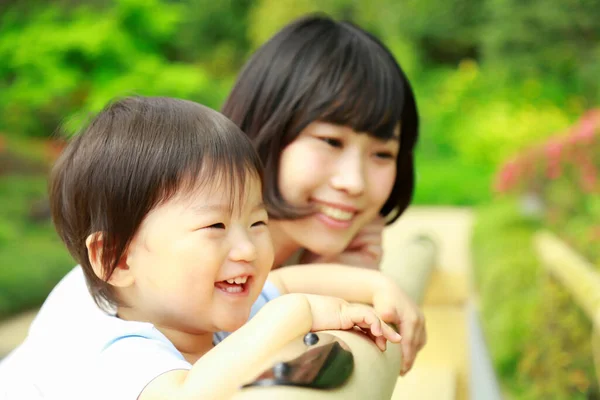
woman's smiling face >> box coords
[274,121,399,258]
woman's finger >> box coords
[347,231,382,248]
[381,321,402,343]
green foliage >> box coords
[473,200,598,399]
[173,0,254,77]
[0,175,74,319]
[0,0,228,137]
[472,201,541,380]
[359,0,483,65]
[247,0,352,48]
[417,63,579,164]
[413,63,578,204]
[517,277,597,399]
[481,0,600,106]
[1,0,597,206]
[413,155,494,205]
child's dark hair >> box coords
[221,14,419,224]
[49,96,263,308]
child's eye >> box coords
[319,137,343,148]
[207,223,226,229]
[251,220,268,228]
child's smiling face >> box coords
[120,172,273,334]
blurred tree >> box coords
[0,0,226,137]
[172,0,254,77]
[247,0,344,48]
[481,0,600,105]
[353,0,484,66]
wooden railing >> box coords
[534,230,600,386]
[235,236,438,399]
[382,235,437,305]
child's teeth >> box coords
[225,277,248,284]
[225,286,243,293]
[320,206,353,221]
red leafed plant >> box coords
[495,110,600,194]
[494,109,600,266]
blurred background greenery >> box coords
[1,0,599,398]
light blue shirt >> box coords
[0,267,281,400]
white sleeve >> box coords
[90,336,192,400]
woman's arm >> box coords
[139,293,400,400]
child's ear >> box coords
[85,232,134,288]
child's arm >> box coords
[139,293,401,400]
[268,264,426,375]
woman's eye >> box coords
[375,151,396,160]
[207,223,226,229]
[319,137,343,148]
[251,220,268,228]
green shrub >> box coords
[516,277,597,399]
[473,200,597,399]
[0,174,74,320]
[413,155,494,205]
[0,0,229,138]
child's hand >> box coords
[305,294,402,351]
[300,216,386,269]
[372,279,427,375]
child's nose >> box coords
[228,230,258,263]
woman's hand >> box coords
[304,294,402,351]
[371,278,427,375]
[300,216,386,269]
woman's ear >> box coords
[85,232,134,288]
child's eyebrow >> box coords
[191,202,266,214]
[191,204,230,214]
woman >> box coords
[221,15,424,374]
[221,14,418,271]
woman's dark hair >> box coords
[49,96,263,308]
[222,14,419,224]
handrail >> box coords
[382,235,437,305]
[533,230,600,387]
[234,235,438,399]
[534,231,600,322]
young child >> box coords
[0,97,411,400]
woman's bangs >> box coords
[310,42,405,139]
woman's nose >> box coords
[330,149,366,196]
